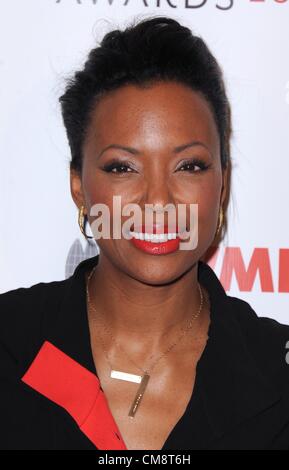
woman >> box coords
[1,16,289,451]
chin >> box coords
[124,256,196,287]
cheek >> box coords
[84,171,139,208]
[198,184,222,240]
[83,174,139,241]
[182,178,221,232]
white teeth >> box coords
[167,233,177,240]
[129,231,178,243]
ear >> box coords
[70,169,85,210]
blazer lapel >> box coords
[197,261,282,446]
[21,254,127,450]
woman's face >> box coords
[71,81,228,285]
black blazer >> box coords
[1,254,289,450]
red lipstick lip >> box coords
[132,224,180,235]
[130,236,180,255]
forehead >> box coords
[84,81,219,153]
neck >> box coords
[86,253,208,349]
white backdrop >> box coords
[0,0,288,324]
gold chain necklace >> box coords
[86,266,204,418]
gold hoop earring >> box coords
[216,206,224,237]
[78,205,94,240]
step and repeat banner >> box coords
[0,0,288,323]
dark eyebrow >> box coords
[98,144,140,159]
[173,140,211,155]
[97,140,211,159]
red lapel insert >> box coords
[21,340,127,450]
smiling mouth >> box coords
[128,224,186,243]
[129,231,178,243]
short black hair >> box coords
[59,15,231,174]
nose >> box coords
[140,176,177,225]
[142,174,174,210]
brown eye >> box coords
[177,158,210,173]
[102,161,134,174]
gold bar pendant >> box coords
[128,373,150,418]
[110,370,142,383]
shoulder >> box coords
[226,294,289,341]
[0,279,69,369]
[226,295,289,388]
